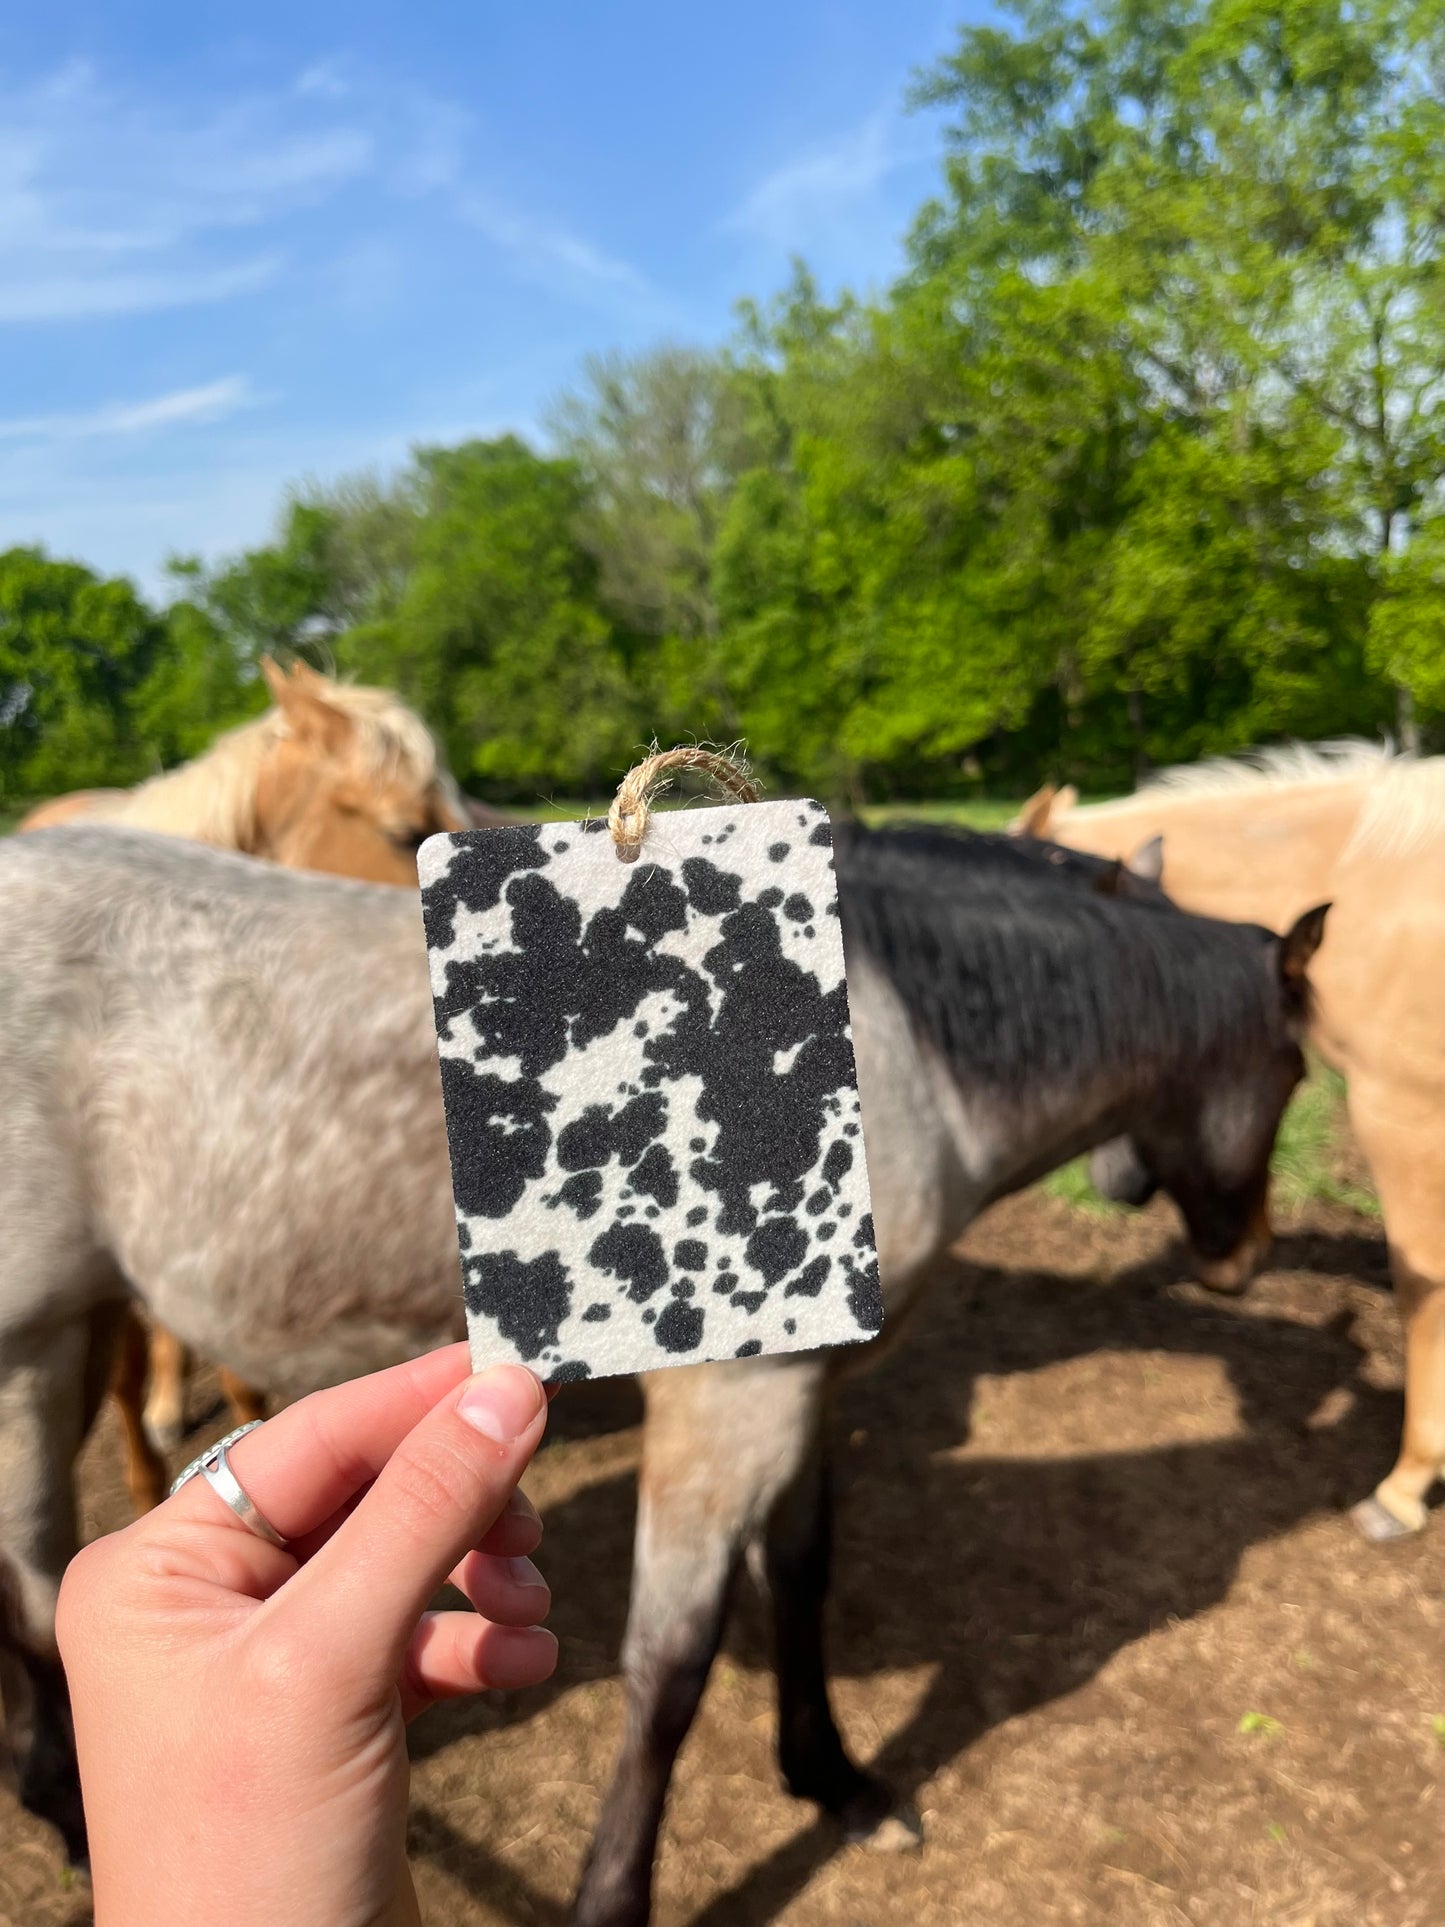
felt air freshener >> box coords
[418,748,882,1383]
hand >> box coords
[57,1345,555,1927]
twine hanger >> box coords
[607,744,760,862]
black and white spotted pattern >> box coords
[418,799,881,1383]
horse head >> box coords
[253,658,470,885]
[1109,902,1331,1293]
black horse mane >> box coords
[831,819,1285,1095]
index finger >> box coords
[165,1343,473,1547]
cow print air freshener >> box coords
[418,770,881,1384]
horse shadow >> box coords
[408,1220,1400,1924]
[1266,1223,1392,1292]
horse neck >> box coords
[1060,779,1369,927]
[108,727,268,852]
[288,884,438,1061]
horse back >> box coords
[0,829,458,1387]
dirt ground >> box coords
[4,1182,1443,1927]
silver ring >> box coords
[170,1420,287,1547]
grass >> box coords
[1239,1712,1284,1739]
[861,797,1028,831]
[498,794,1041,830]
[1043,1157,1130,1217]
[1271,1062,1378,1215]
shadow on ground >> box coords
[408,1208,1403,1923]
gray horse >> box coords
[0,823,1323,1912]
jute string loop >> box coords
[607,744,760,862]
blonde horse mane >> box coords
[1074,738,1445,861]
[105,674,454,850]
[1134,738,1399,801]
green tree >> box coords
[168,472,423,671]
[0,546,168,800]
[718,267,1133,793]
[914,0,1445,751]
[130,596,262,764]
[551,345,754,647]
[339,437,644,794]
[1369,519,1445,712]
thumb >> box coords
[273,1363,548,1681]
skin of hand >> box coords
[56,1345,556,1927]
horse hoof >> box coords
[859,1809,924,1854]
[1350,1494,1423,1542]
[143,1415,183,1454]
[1193,1264,1250,1297]
[843,1789,923,1853]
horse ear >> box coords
[1279,903,1331,986]
[260,656,288,704]
[1014,785,1057,838]
[1126,834,1165,885]
[1055,783,1079,813]
[268,659,352,752]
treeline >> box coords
[6,0,1445,808]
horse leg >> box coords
[141,1322,189,1452]
[219,1367,267,1428]
[766,1436,917,1846]
[1344,1094,1445,1540]
[109,1307,170,1514]
[570,1357,830,1927]
[0,1314,92,1866]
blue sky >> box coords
[0,2,994,595]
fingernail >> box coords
[506,1555,548,1593]
[457,1366,545,1443]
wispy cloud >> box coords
[0,376,254,444]
[0,61,431,326]
[456,192,666,319]
[293,59,353,104]
[0,260,279,324]
[0,57,654,329]
[725,109,922,250]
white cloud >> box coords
[0,58,653,329]
[0,376,254,445]
[0,258,279,323]
[0,63,396,325]
[726,109,917,249]
[457,191,666,319]
[294,59,352,103]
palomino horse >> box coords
[21,656,471,883]
[1016,743,1445,1541]
[20,656,472,1505]
[0,821,1323,1903]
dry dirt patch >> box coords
[4,1188,1441,1927]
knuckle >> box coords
[56,1541,111,1652]
[238,1622,318,1705]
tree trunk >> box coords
[1398,683,1421,756]
[1381,510,1421,755]
[1126,686,1150,784]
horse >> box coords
[0,820,1323,1902]
[18,656,473,1508]
[1015,743,1445,1543]
[20,655,472,883]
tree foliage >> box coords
[8,0,1445,807]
